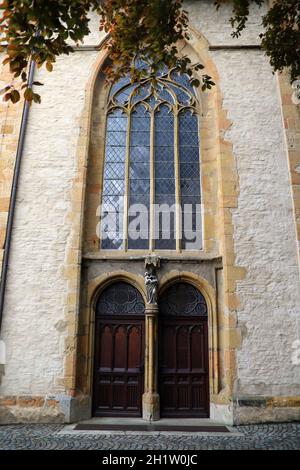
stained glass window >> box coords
[97,282,145,316]
[159,282,207,317]
[100,65,202,251]
[128,104,150,249]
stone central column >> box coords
[143,303,160,421]
[142,257,160,421]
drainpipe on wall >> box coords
[0,58,36,332]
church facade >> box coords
[0,1,299,425]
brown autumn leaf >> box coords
[10,89,20,103]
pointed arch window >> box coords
[100,65,202,251]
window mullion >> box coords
[123,109,131,251]
[174,108,181,252]
[149,110,155,252]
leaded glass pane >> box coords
[154,210,176,241]
[129,195,150,206]
[101,235,123,250]
[169,83,191,105]
[155,114,173,131]
[181,196,199,209]
[178,112,198,131]
[104,162,125,180]
[180,162,200,180]
[102,195,124,212]
[128,210,149,248]
[128,105,150,249]
[180,180,200,196]
[131,84,151,105]
[182,210,200,232]
[105,146,126,163]
[109,77,131,99]
[179,146,199,162]
[101,109,127,250]
[115,84,137,104]
[155,236,176,250]
[155,146,173,161]
[130,179,151,194]
[128,206,149,249]
[130,131,150,147]
[97,282,145,316]
[128,238,149,250]
[179,110,202,250]
[156,64,169,76]
[180,197,202,249]
[181,230,202,250]
[155,179,175,194]
[130,146,150,162]
[107,115,128,132]
[103,179,125,196]
[155,130,174,147]
[147,95,157,109]
[159,283,207,317]
[106,131,126,147]
[179,131,199,147]
[154,105,176,249]
[154,195,175,205]
[101,211,124,233]
[154,162,174,178]
[170,71,195,94]
[156,84,174,104]
[130,162,150,179]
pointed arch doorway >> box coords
[158,282,209,418]
[92,280,210,419]
[92,281,145,417]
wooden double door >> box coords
[93,281,209,418]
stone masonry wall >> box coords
[189,0,300,421]
[0,51,98,401]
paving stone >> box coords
[0,423,299,450]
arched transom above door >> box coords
[158,281,209,417]
[96,281,145,315]
[93,282,145,417]
[159,282,208,316]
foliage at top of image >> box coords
[0,0,299,104]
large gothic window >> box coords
[100,64,202,251]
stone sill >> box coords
[82,252,223,264]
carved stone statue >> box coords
[144,270,158,305]
[144,256,159,305]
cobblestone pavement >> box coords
[0,423,300,450]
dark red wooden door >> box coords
[93,282,145,417]
[159,283,209,418]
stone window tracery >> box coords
[100,62,202,251]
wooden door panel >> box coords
[93,318,144,417]
[159,318,209,417]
